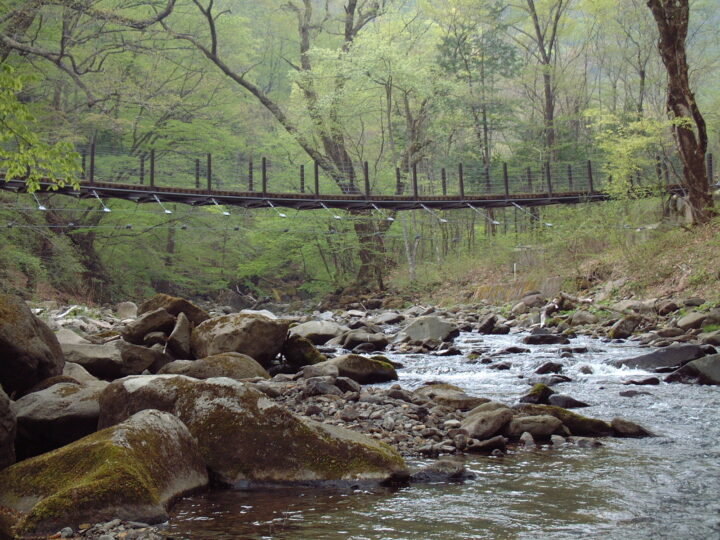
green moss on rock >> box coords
[513,404,612,436]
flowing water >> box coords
[166,332,720,539]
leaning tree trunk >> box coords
[647,0,713,225]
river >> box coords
[166,332,720,539]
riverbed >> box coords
[166,332,720,539]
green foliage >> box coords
[0,65,81,191]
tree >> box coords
[647,0,713,225]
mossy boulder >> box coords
[0,386,15,470]
[190,314,289,367]
[138,294,209,326]
[519,383,555,405]
[505,415,564,439]
[60,340,172,380]
[312,354,398,384]
[413,383,489,411]
[512,404,612,437]
[282,334,327,368]
[13,380,109,460]
[98,375,407,486]
[158,352,269,380]
[0,409,208,537]
[0,293,65,397]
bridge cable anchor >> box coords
[91,190,111,212]
[266,200,287,218]
[371,203,394,221]
[466,203,500,225]
[32,193,47,211]
[420,204,448,223]
[320,202,342,220]
[210,198,230,216]
[153,194,172,214]
[511,202,553,227]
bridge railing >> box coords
[70,143,695,199]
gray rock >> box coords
[476,314,498,334]
[54,328,91,345]
[608,316,641,339]
[611,417,655,438]
[535,362,563,374]
[311,354,397,384]
[61,340,172,380]
[371,312,405,325]
[191,314,289,366]
[289,321,349,345]
[121,308,176,345]
[665,354,720,385]
[612,344,706,370]
[62,361,99,384]
[676,311,708,330]
[0,293,65,396]
[409,457,475,482]
[302,363,340,379]
[414,383,489,411]
[342,330,389,351]
[13,380,108,459]
[0,386,15,469]
[303,378,343,397]
[506,415,563,438]
[548,394,590,408]
[158,352,269,381]
[396,316,460,343]
[115,302,138,319]
[466,435,507,453]
[461,408,513,440]
[570,311,598,326]
[167,312,192,358]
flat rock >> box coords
[0,409,208,537]
[289,321,350,345]
[506,415,563,438]
[414,383,488,411]
[676,312,707,330]
[157,352,269,380]
[61,340,172,380]
[396,316,460,343]
[611,417,655,438]
[461,407,513,440]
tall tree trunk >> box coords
[647,0,712,224]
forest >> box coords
[1,0,719,305]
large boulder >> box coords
[0,293,65,397]
[519,383,555,405]
[512,404,612,436]
[665,354,720,385]
[396,316,460,343]
[190,314,289,367]
[282,334,326,368]
[289,320,350,345]
[505,415,563,438]
[311,354,398,384]
[138,294,209,326]
[61,340,172,380]
[414,383,488,411]
[121,308,176,345]
[167,312,192,358]
[612,344,706,370]
[676,311,707,330]
[13,380,109,460]
[342,330,389,351]
[98,376,407,486]
[0,409,208,538]
[608,316,641,339]
[62,361,99,384]
[158,352,269,380]
[0,386,15,469]
[461,407,513,440]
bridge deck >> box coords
[0,178,683,211]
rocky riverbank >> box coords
[1,289,719,538]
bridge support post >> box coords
[364,161,370,197]
[195,159,200,189]
[300,164,305,193]
[82,150,87,180]
[567,164,573,190]
[526,167,532,192]
[248,159,254,191]
[458,163,465,199]
[207,153,212,191]
[140,156,145,185]
[150,149,155,187]
[314,161,320,195]
[262,157,267,195]
[412,163,419,199]
[503,162,509,198]
[441,168,447,195]
[545,162,552,197]
[708,152,714,184]
[587,160,594,193]
[89,143,95,184]
[395,168,402,195]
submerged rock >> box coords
[665,354,720,385]
[0,409,208,537]
[519,383,555,405]
[409,457,475,483]
[98,375,407,486]
[611,417,655,438]
[0,293,65,396]
[613,344,706,370]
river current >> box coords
[166,332,720,539]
